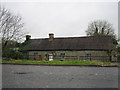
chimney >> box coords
[26,35,31,41]
[49,33,54,41]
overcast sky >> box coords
[0,0,118,39]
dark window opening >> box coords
[85,53,91,60]
[60,53,65,61]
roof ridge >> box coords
[31,36,111,40]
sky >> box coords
[0,0,118,39]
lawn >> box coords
[1,59,117,66]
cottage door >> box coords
[34,52,38,60]
[48,54,53,61]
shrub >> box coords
[2,48,23,59]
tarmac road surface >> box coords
[2,65,118,88]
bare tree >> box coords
[86,20,115,36]
[0,6,25,49]
[86,20,118,45]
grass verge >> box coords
[1,59,117,66]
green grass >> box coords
[1,59,116,65]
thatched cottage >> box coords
[21,34,116,61]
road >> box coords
[2,65,118,88]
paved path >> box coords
[2,65,118,88]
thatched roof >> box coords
[22,36,113,51]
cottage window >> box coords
[60,53,65,61]
[34,52,38,55]
[85,53,91,60]
[60,53,65,56]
